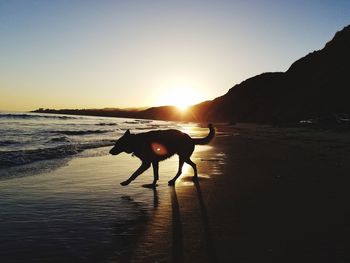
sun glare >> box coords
[176,101,190,111]
[159,86,203,112]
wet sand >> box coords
[131,124,350,262]
[1,124,350,262]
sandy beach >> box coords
[131,124,350,263]
[1,124,350,262]
[2,2,349,262]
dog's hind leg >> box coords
[168,158,185,186]
[120,161,151,186]
[142,161,159,189]
[185,158,198,180]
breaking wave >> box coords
[0,140,115,169]
[0,140,18,146]
[96,122,118,126]
[47,130,113,135]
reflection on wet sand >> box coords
[111,196,150,262]
[129,186,172,263]
[131,180,217,263]
[170,187,184,262]
[130,179,218,262]
[152,187,159,208]
[142,184,159,208]
[130,143,221,262]
[169,181,217,263]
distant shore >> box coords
[31,106,194,122]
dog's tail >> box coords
[192,124,215,145]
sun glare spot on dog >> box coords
[151,142,167,156]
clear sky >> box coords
[1,0,349,111]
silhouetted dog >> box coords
[109,124,215,187]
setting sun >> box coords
[159,86,204,111]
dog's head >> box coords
[109,130,134,155]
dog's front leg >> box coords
[151,161,159,186]
[120,161,151,186]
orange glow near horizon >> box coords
[158,85,204,112]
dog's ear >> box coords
[124,129,131,136]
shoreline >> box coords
[1,124,350,262]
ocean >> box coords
[0,112,212,262]
[0,112,206,178]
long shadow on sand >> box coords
[170,180,217,263]
[193,179,217,262]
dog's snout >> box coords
[110,147,120,155]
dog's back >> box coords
[132,129,194,161]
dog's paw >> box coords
[120,180,131,186]
[192,176,199,182]
[168,180,175,186]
